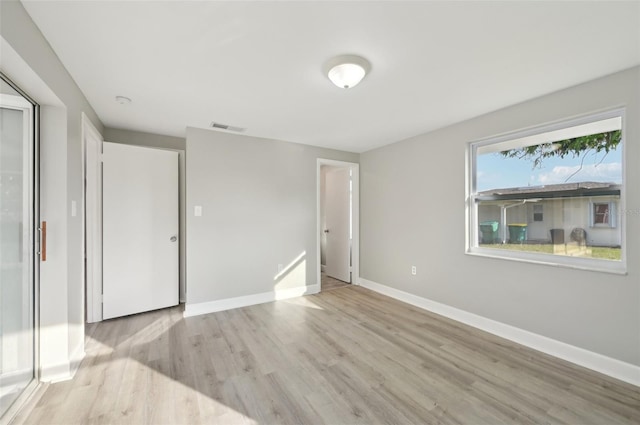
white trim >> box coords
[39,331,86,383]
[82,113,104,323]
[465,249,627,275]
[358,277,640,387]
[0,368,34,384]
[67,342,86,382]
[0,93,33,109]
[0,379,40,425]
[469,108,625,151]
[40,361,70,384]
[316,159,360,290]
[183,284,320,317]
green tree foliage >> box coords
[500,130,621,169]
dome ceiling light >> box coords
[325,55,371,89]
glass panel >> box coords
[593,203,610,225]
[0,80,35,417]
[475,116,623,262]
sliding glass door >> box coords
[0,75,38,419]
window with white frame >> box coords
[591,202,616,227]
[469,110,624,271]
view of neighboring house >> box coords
[478,182,621,247]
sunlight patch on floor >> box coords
[280,296,324,310]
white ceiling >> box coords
[22,1,640,153]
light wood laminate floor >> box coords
[321,272,350,292]
[17,286,640,424]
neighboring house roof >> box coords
[478,182,621,201]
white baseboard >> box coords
[183,284,320,317]
[358,277,640,387]
[0,368,33,385]
[40,361,70,383]
[68,343,86,381]
[40,343,86,384]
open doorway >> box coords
[317,159,359,292]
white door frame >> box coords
[143,147,186,303]
[82,113,103,323]
[316,159,359,289]
[83,136,187,322]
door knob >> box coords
[324,229,329,233]
[170,235,177,242]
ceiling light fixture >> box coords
[325,54,371,89]
[115,95,132,105]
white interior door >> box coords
[102,142,179,320]
[325,167,351,283]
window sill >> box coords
[466,247,627,275]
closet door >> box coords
[0,83,37,419]
[102,142,179,319]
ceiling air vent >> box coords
[210,121,245,132]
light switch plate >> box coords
[71,200,77,217]
[194,206,202,216]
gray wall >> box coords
[104,127,185,151]
[186,127,358,305]
[360,66,640,366]
[1,0,104,378]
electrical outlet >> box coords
[411,266,417,275]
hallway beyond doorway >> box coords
[321,272,349,292]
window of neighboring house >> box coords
[468,109,625,273]
[533,204,543,222]
[592,202,616,227]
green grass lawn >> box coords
[590,246,622,260]
[481,243,621,261]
